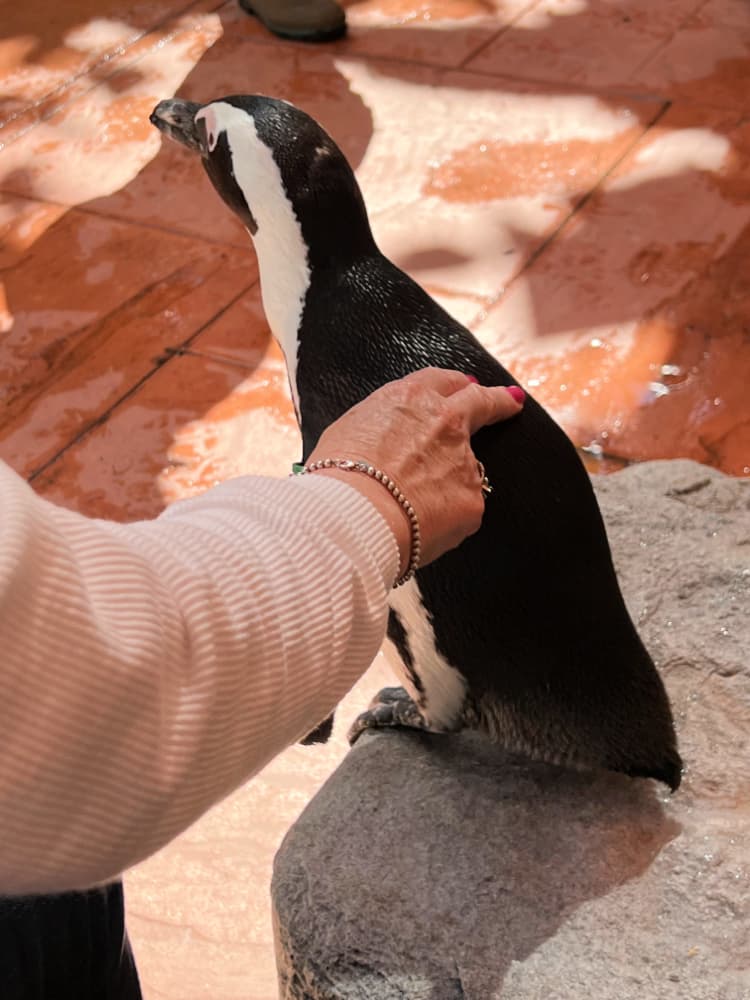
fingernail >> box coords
[466,375,479,384]
[505,385,525,404]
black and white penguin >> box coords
[151,96,682,789]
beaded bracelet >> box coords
[292,459,421,588]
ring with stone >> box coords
[477,461,493,498]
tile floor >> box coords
[1,0,748,996]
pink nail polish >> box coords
[466,375,479,384]
[505,385,525,404]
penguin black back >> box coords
[294,257,680,787]
[150,95,682,789]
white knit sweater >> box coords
[0,459,398,896]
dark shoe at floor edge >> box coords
[239,0,347,42]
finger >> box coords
[399,366,478,398]
[452,383,525,435]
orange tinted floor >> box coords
[1,1,748,996]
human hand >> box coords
[307,368,525,579]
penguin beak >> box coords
[150,99,206,154]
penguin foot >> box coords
[347,686,427,746]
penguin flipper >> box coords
[300,712,335,745]
[348,686,432,746]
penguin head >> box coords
[150,95,374,266]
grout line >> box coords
[627,37,676,87]
[177,280,259,352]
[7,252,251,426]
[0,194,252,255]
[27,280,256,484]
[164,345,267,371]
[227,23,511,75]
[228,11,707,108]
[267,36,675,109]
[235,4,547,78]
[344,50,740,113]
[456,0,541,70]
[0,0,226,152]
[71,205,253,251]
[624,0,709,88]
[435,64,671,106]
[476,99,673,316]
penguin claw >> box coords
[347,686,427,746]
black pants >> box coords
[0,881,142,1000]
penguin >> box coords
[150,95,682,789]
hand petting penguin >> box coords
[151,95,682,790]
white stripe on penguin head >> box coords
[195,105,219,151]
[196,102,311,419]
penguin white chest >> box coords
[386,578,467,731]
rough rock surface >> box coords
[272,461,749,1000]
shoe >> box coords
[239,0,347,42]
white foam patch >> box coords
[0,13,222,189]
[609,129,732,192]
[198,101,311,419]
[63,17,137,52]
[335,59,640,217]
[387,577,467,731]
[332,59,645,298]
[519,0,589,28]
[156,376,299,506]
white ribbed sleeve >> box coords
[0,459,398,895]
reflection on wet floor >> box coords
[1,0,748,996]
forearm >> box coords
[0,462,397,895]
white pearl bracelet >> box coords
[292,459,421,588]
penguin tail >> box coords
[622,752,683,792]
[593,647,683,791]
[473,644,683,791]
[569,661,684,791]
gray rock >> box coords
[272,460,750,1000]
